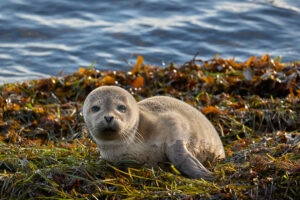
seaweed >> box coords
[0,54,299,199]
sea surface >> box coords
[0,0,299,83]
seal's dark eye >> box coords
[91,106,100,112]
[117,105,126,112]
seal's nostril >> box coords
[104,116,114,123]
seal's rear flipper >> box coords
[166,140,215,181]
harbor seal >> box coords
[83,86,225,180]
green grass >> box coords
[0,54,299,199]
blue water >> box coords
[0,0,299,83]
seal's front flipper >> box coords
[166,140,215,181]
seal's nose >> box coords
[104,116,114,123]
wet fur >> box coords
[83,86,225,180]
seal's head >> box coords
[83,86,139,144]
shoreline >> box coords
[0,54,299,199]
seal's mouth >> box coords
[92,122,121,140]
[95,126,120,141]
[102,127,116,132]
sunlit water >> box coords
[0,0,299,83]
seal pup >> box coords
[83,86,225,180]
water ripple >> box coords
[0,0,299,84]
